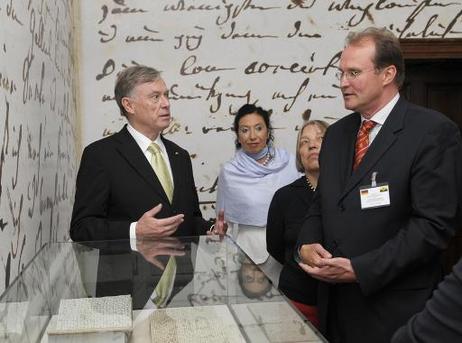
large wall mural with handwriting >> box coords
[0,0,459,297]
[0,1,78,294]
[80,0,462,220]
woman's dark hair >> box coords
[233,104,274,148]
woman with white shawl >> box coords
[216,104,300,283]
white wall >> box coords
[0,0,78,294]
[79,0,462,219]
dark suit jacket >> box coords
[392,257,462,343]
[297,97,462,343]
[70,126,208,241]
[267,176,317,305]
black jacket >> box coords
[71,126,208,241]
[267,176,317,305]
[297,98,462,342]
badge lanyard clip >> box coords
[371,171,378,187]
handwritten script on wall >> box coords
[0,0,78,294]
[80,0,462,218]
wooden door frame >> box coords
[400,38,462,59]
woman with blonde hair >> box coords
[267,110,329,327]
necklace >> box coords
[261,152,273,166]
[305,176,316,191]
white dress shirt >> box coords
[361,93,400,145]
[126,123,174,244]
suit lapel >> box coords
[114,126,170,204]
[339,98,407,202]
[337,114,361,194]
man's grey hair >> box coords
[114,65,162,117]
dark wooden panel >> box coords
[402,59,462,131]
[428,86,462,128]
[401,39,462,60]
[402,58,462,273]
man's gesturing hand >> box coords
[136,204,184,239]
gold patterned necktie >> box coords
[148,142,173,203]
[152,256,177,308]
[353,120,376,171]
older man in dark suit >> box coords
[297,27,462,343]
[71,65,225,242]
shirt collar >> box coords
[126,123,166,153]
[362,93,400,125]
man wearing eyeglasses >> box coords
[297,27,462,343]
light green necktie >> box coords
[148,142,173,203]
[152,256,177,307]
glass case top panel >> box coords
[0,236,325,342]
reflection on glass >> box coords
[0,237,326,342]
[238,256,272,299]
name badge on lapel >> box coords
[359,172,390,209]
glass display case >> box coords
[0,236,326,342]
